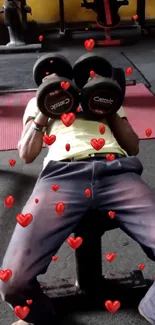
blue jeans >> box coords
[0,156,155,324]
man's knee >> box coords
[0,272,28,305]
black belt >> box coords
[61,153,126,162]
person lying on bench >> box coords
[1,79,155,325]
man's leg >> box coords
[93,156,155,324]
[0,160,93,325]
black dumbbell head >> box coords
[33,53,73,87]
[113,67,126,97]
[81,77,124,119]
[36,76,79,119]
[73,53,113,89]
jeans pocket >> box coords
[38,160,57,180]
[120,157,143,175]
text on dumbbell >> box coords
[49,98,70,110]
[93,97,114,105]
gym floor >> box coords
[0,38,155,325]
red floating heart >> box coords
[16,213,33,227]
[8,159,16,167]
[108,211,116,219]
[38,35,43,42]
[90,138,105,151]
[5,195,15,209]
[43,135,56,146]
[106,154,115,161]
[85,188,92,198]
[145,128,152,137]
[133,14,138,20]
[0,269,12,282]
[52,184,59,192]
[90,70,96,78]
[138,264,145,271]
[65,143,70,152]
[14,306,30,320]
[61,113,76,127]
[56,202,65,216]
[60,81,70,90]
[52,255,59,261]
[125,67,133,76]
[84,39,95,51]
[67,236,83,249]
[99,125,105,135]
[105,253,116,263]
[76,106,82,113]
[26,300,33,305]
[105,300,121,313]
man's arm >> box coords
[106,113,139,156]
[18,112,49,164]
[18,97,49,164]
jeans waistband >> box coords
[61,153,126,162]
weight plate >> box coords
[36,77,79,119]
[73,53,113,89]
[33,54,73,87]
[81,77,123,118]
[113,67,126,97]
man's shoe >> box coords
[138,304,155,325]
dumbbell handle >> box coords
[89,72,136,87]
[34,112,49,125]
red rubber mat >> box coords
[0,84,154,151]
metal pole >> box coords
[59,0,65,35]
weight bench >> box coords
[43,210,148,313]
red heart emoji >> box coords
[90,138,105,151]
[108,211,116,219]
[84,39,95,51]
[56,202,65,216]
[52,184,59,192]
[138,264,145,271]
[105,253,116,262]
[60,81,70,90]
[145,128,152,137]
[106,154,115,161]
[90,70,96,78]
[85,188,92,198]
[0,269,12,282]
[61,113,76,127]
[43,135,56,146]
[26,299,33,305]
[35,198,39,203]
[67,236,83,249]
[52,255,59,261]
[14,306,30,320]
[125,67,133,76]
[65,143,71,152]
[5,195,15,209]
[8,159,16,167]
[16,213,33,227]
[99,125,105,135]
[76,106,82,113]
[38,35,43,42]
[105,300,121,313]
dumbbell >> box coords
[33,54,79,119]
[73,53,126,119]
